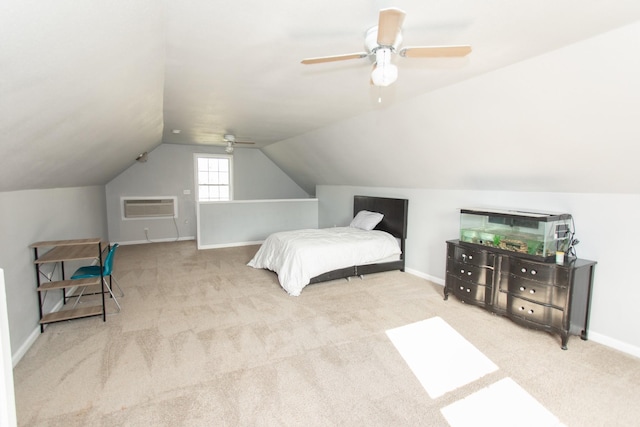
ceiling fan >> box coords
[223,134,254,153]
[301,7,471,87]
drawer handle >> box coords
[528,309,534,314]
[460,269,465,274]
[519,306,525,311]
[529,289,535,294]
[466,288,470,293]
[531,270,537,275]
[521,268,527,273]
[519,286,526,291]
[460,286,464,290]
[467,271,472,276]
[468,255,473,260]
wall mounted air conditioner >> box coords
[122,197,177,219]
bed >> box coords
[248,195,409,296]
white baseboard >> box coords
[119,237,261,249]
[588,331,640,359]
[12,296,66,367]
[406,268,445,286]
[117,236,195,246]
[197,240,263,250]
[12,327,40,368]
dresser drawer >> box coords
[506,294,564,330]
[447,275,491,305]
[509,258,569,285]
[447,261,494,287]
[448,243,495,267]
[503,276,568,308]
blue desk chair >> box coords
[71,243,123,313]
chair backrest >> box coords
[103,243,119,276]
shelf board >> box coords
[34,244,103,264]
[30,238,102,249]
[37,277,101,292]
[40,305,103,324]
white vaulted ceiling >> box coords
[2,1,640,192]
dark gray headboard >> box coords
[353,195,409,240]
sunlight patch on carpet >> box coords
[386,316,498,398]
[441,377,565,427]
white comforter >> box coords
[247,227,401,296]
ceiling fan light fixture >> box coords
[225,141,234,154]
[371,48,398,87]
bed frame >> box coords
[309,195,409,284]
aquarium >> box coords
[459,208,573,262]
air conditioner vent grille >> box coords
[123,198,176,219]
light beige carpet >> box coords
[386,316,498,399]
[13,241,640,426]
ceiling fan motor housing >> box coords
[365,26,402,56]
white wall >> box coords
[317,185,640,357]
[0,268,17,427]
[0,186,108,362]
[0,0,164,193]
[106,143,309,244]
[197,199,318,248]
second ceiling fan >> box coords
[223,134,254,153]
[301,7,471,87]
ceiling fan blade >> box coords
[377,7,406,46]
[301,52,368,65]
[399,45,472,58]
[223,134,255,145]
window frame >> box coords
[193,153,234,202]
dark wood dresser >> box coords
[444,239,597,349]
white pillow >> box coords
[350,210,384,231]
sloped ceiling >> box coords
[1,1,164,192]
[264,20,640,195]
[1,1,639,193]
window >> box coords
[195,154,233,201]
